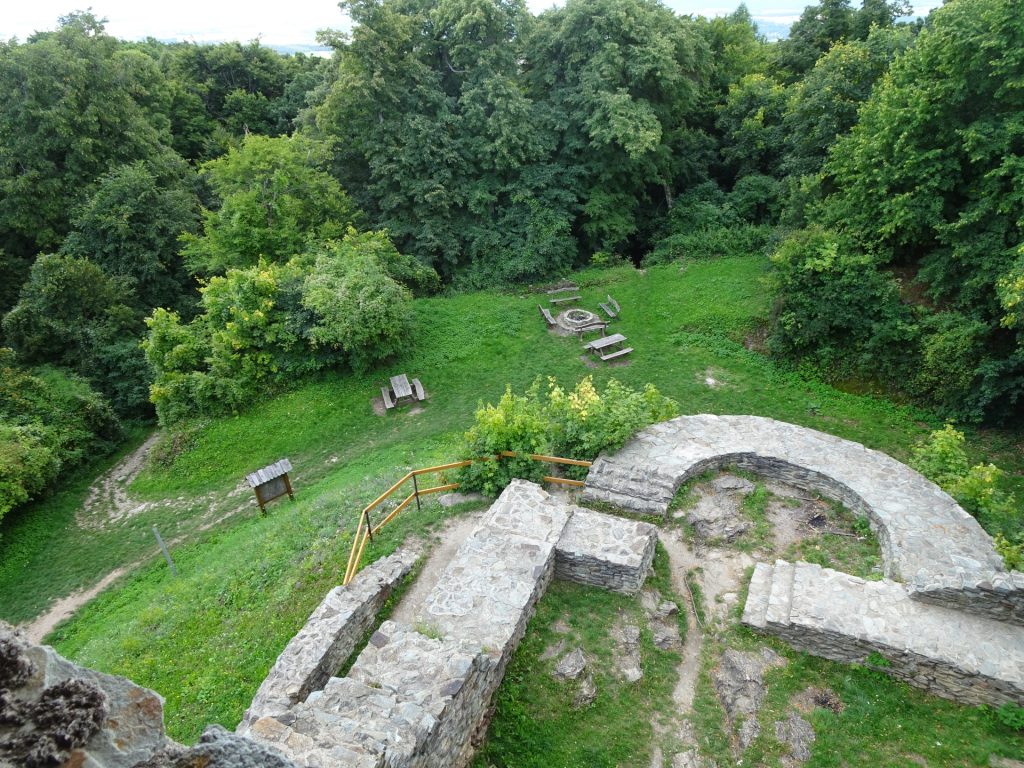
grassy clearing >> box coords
[473,547,683,767]
[692,626,1024,767]
[2,256,1021,751]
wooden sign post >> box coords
[245,458,295,514]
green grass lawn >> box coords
[2,256,1021,751]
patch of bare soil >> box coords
[791,686,844,715]
[388,511,486,626]
[22,566,132,643]
[77,433,162,528]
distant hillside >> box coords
[752,18,793,40]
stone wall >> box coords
[743,561,1024,708]
[243,480,662,767]
[582,414,1022,623]
[238,546,419,733]
[555,507,657,594]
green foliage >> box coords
[716,74,788,179]
[0,350,122,527]
[767,227,914,377]
[645,182,778,264]
[182,134,358,275]
[459,376,678,494]
[782,25,915,178]
[1,253,150,416]
[997,703,1024,731]
[910,424,1020,554]
[302,242,412,373]
[0,13,176,265]
[60,159,200,313]
[146,230,417,423]
[819,0,1024,422]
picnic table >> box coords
[382,374,426,409]
[584,333,633,362]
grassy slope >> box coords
[2,258,1020,749]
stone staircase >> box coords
[743,560,1024,707]
[581,458,679,515]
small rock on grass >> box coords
[554,648,587,681]
[573,673,597,708]
[773,711,815,765]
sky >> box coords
[2,0,945,48]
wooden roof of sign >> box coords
[245,458,293,488]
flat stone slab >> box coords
[744,560,1024,707]
[555,508,657,593]
[582,415,1016,601]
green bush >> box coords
[458,376,678,494]
[910,424,1020,560]
[767,226,914,379]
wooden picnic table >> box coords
[584,333,633,362]
[382,374,427,410]
[390,374,413,401]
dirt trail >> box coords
[23,566,132,643]
[77,432,162,529]
[21,432,256,643]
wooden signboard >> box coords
[245,458,294,513]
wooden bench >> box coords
[538,304,557,326]
[546,284,579,295]
[412,378,426,401]
[381,387,396,409]
[599,294,621,319]
[575,322,608,338]
[550,295,581,305]
[600,346,633,361]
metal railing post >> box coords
[413,474,422,513]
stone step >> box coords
[581,457,678,516]
[741,562,774,629]
[743,561,1024,708]
[764,560,796,628]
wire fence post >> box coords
[152,526,177,577]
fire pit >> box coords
[558,308,600,332]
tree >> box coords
[716,74,789,180]
[1,254,150,416]
[182,134,358,274]
[60,159,201,313]
[520,0,710,257]
[782,25,914,178]
[0,13,175,281]
[302,245,412,372]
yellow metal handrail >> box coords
[341,452,592,585]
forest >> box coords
[1,0,1022,529]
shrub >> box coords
[910,424,1020,562]
[458,376,678,494]
[767,226,914,379]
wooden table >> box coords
[390,374,413,401]
[584,333,633,361]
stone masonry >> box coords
[243,480,658,766]
[742,561,1024,707]
[582,414,1022,623]
[238,547,420,734]
[582,414,1024,707]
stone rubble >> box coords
[243,479,658,766]
[712,648,786,751]
[553,648,587,681]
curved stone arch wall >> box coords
[582,414,1022,623]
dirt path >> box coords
[390,511,486,625]
[77,432,163,529]
[21,431,258,643]
[22,566,133,643]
